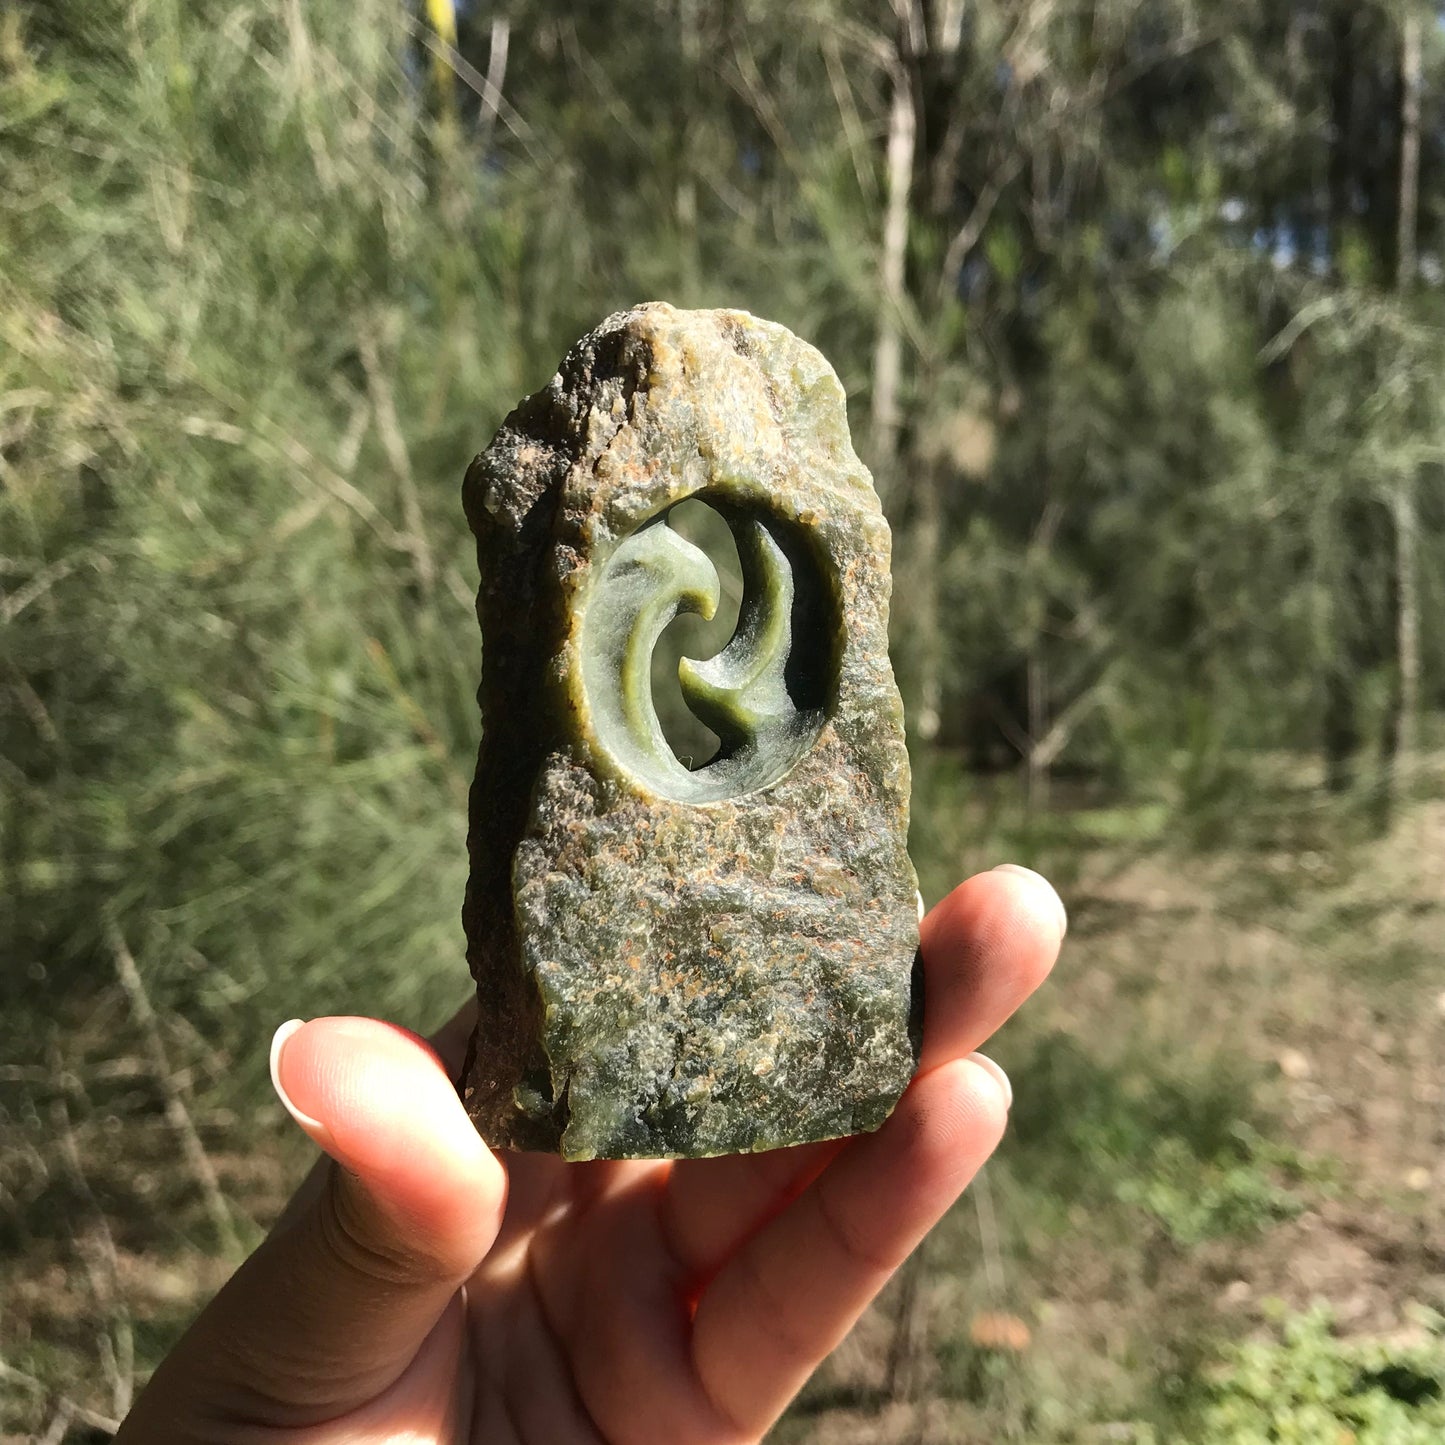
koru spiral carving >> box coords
[580,495,837,803]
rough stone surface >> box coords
[459,303,920,1161]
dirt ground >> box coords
[781,796,1445,1442]
[2,797,1441,1441]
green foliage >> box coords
[1008,1034,1318,1246]
[1,0,514,1062]
[1113,1129,1308,1248]
[6,0,1445,1065]
[4,0,1445,1431]
[928,1303,1445,1445]
[1201,1305,1445,1443]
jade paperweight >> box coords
[458,303,920,1161]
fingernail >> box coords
[916,890,926,923]
[968,1052,1013,1110]
[991,863,1068,940]
[270,1019,331,1145]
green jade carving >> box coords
[459,304,920,1161]
[582,504,828,802]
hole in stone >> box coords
[651,498,741,770]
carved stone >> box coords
[459,304,919,1160]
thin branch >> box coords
[989,694,1035,761]
[404,14,547,168]
[2,661,60,746]
[0,1357,122,1436]
[884,1240,930,1401]
[39,1400,76,1445]
[727,31,799,163]
[478,17,511,145]
[1090,24,1231,108]
[972,1163,1006,1300]
[106,923,240,1256]
[1396,11,1423,280]
[335,394,373,477]
[822,32,878,205]
[364,637,470,809]
[1031,497,1065,557]
[937,156,1023,305]
[52,1093,136,1421]
[357,329,436,599]
[444,564,477,613]
[870,55,916,501]
[178,407,418,560]
[0,385,53,414]
[1030,666,1113,772]
[0,552,108,626]
[284,0,338,193]
[1258,296,1342,365]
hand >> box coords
[115,865,1063,1444]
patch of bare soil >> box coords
[780,797,1445,1442]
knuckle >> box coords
[319,1165,452,1288]
[813,1183,899,1276]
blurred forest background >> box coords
[3,0,1444,1439]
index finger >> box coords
[916,863,1065,1072]
[661,864,1065,1279]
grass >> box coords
[782,757,1445,1443]
[1193,1303,1445,1443]
[2,759,1443,1439]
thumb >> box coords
[120,1016,506,1436]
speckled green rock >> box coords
[459,304,919,1161]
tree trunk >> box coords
[914,459,944,743]
[870,58,915,509]
[1326,7,1356,262]
[1396,11,1423,292]
[1388,482,1421,776]
[1322,6,1359,793]
[1026,650,1050,807]
[1387,11,1423,791]
[675,0,701,301]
